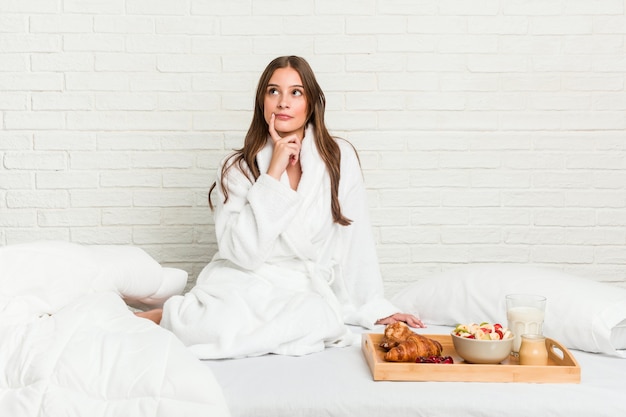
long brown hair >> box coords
[209,56,352,226]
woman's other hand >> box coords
[375,313,425,328]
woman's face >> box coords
[263,67,308,139]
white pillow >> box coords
[391,264,626,357]
[0,241,187,321]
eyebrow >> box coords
[267,83,304,88]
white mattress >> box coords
[206,325,626,417]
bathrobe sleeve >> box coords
[213,158,301,270]
[335,141,399,329]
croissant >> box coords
[379,322,414,350]
[384,333,443,362]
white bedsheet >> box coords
[0,241,231,417]
[206,325,626,417]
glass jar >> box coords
[519,334,548,366]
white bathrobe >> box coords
[161,126,398,359]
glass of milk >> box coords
[505,294,546,355]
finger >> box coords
[268,113,282,143]
[406,316,425,328]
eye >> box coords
[292,89,303,97]
[267,87,279,95]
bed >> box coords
[206,264,626,417]
[206,324,626,417]
[4,242,626,417]
[0,241,230,417]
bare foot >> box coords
[135,308,163,325]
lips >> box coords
[274,114,292,121]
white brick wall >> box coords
[1,1,626,294]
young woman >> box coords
[139,56,423,359]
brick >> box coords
[0,15,28,32]
[502,191,564,207]
[565,0,624,15]
[132,152,194,169]
[71,228,133,244]
[0,210,35,227]
[156,17,216,35]
[0,172,33,189]
[593,93,626,110]
[163,172,212,188]
[36,172,99,189]
[102,208,162,226]
[379,189,440,207]
[284,16,344,35]
[69,152,131,169]
[133,190,196,207]
[63,35,125,52]
[410,246,470,263]
[67,111,191,131]
[0,74,64,92]
[0,133,32,150]
[563,35,623,54]
[561,111,626,130]
[369,208,411,226]
[126,35,191,53]
[314,36,376,54]
[100,172,161,188]
[133,227,194,244]
[347,15,407,33]
[315,0,375,15]
[0,35,59,53]
[529,94,590,111]
[466,93,526,110]
[162,207,213,225]
[95,93,156,111]
[32,93,93,111]
[162,133,223,150]
[469,209,530,225]
[5,229,70,244]
[70,190,132,207]
[29,15,93,33]
[96,134,160,150]
[531,246,594,264]
[0,54,27,72]
[126,0,190,16]
[4,112,65,130]
[7,190,68,208]
[442,227,501,244]
[38,209,100,227]
[95,53,156,72]
[0,93,27,110]
[66,73,129,91]
[437,35,499,53]
[62,0,123,14]
[157,55,220,73]
[594,16,626,33]
[94,16,154,34]
[442,190,501,207]
[469,245,530,262]
[468,16,529,34]
[408,16,466,33]
[467,55,528,72]
[378,0,437,15]
[380,152,439,170]
[192,37,253,55]
[565,191,626,208]
[3,152,66,170]
[534,209,596,226]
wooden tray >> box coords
[362,333,580,383]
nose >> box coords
[278,96,290,109]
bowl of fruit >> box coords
[451,322,514,364]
